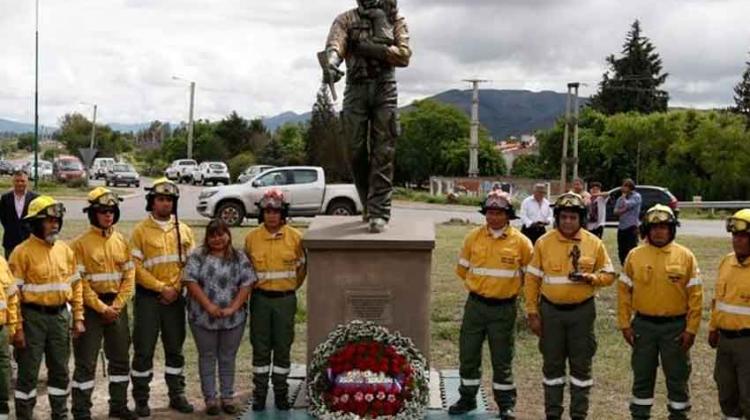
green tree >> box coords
[57,113,134,159]
[306,89,350,182]
[733,54,750,129]
[227,152,256,181]
[17,133,34,151]
[591,20,669,114]
[274,123,307,165]
[214,111,253,156]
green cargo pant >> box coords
[714,332,750,419]
[14,305,71,420]
[0,326,9,418]
[341,81,399,221]
[250,292,296,400]
[629,315,691,420]
[131,289,187,404]
[458,293,517,411]
[539,298,597,420]
[72,306,131,419]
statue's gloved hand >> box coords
[352,40,388,60]
[323,50,345,84]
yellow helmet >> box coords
[87,187,122,207]
[554,191,586,210]
[726,209,750,234]
[643,204,676,225]
[25,195,65,220]
[147,177,180,198]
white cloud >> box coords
[1,0,749,126]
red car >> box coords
[54,156,86,182]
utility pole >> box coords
[560,82,580,192]
[89,104,97,148]
[463,79,488,178]
[173,76,196,159]
[33,0,39,189]
[187,81,195,159]
[570,82,581,181]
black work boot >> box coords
[168,395,194,414]
[498,407,517,419]
[448,396,477,415]
[252,392,267,411]
[134,401,150,418]
[275,390,291,411]
[109,406,138,420]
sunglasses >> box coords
[96,208,116,215]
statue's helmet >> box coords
[357,0,382,9]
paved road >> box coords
[58,180,728,237]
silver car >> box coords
[105,163,140,188]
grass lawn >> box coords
[8,219,733,418]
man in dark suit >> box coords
[0,170,37,258]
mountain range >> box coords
[0,89,586,139]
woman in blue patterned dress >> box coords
[183,219,256,416]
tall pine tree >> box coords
[591,20,669,115]
[304,87,351,182]
[733,55,750,129]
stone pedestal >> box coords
[303,216,435,364]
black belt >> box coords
[22,302,66,315]
[541,295,593,311]
[254,289,295,298]
[719,329,750,339]
[470,292,516,306]
[136,285,161,297]
[98,293,118,305]
[636,313,686,324]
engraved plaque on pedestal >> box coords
[345,290,393,324]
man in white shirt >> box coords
[586,181,608,238]
[0,170,37,258]
[520,183,553,244]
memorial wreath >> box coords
[308,320,429,419]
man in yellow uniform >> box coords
[71,187,136,420]
[9,196,84,420]
[449,191,532,419]
[0,251,19,420]
[130,178,195,416]
[618,204,702,420]
[709,209,750,419]
[524,192,615,420]
[245,189,306,411]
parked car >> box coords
[105,163,140,188]
[197,166,363,226]
[164,159,197,183]
[0,160,16,175]
[237,164,275,184]
[605,185,680,223]
[24,159,53,179]
[53,156,86,182]
[92,157,116,180]
[192,161,230,186]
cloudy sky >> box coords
[1,0,749,126]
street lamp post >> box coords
[172,76,195,159]
[33,0,40,189]
[80,102,98,148]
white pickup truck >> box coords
[196,166,363,226]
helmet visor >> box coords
[556,195,584,209]
[727,217,750,233]
[152,182,179,196]
[645,210,673,224]
[92,192,121,207]
[40,202,66,219]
